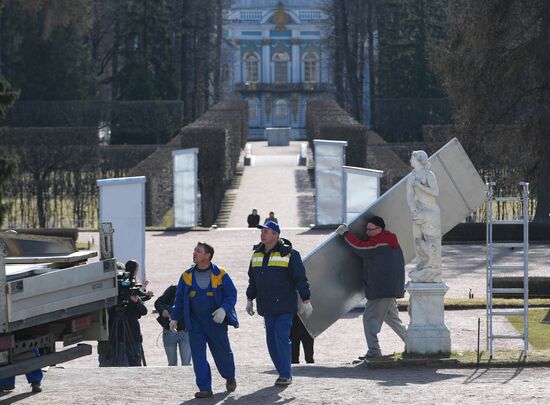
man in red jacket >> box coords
[336,216,407,359]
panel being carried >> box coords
[302,138,486,338]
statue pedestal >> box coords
[405,282,451,355]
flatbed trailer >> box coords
[0,225,117,379]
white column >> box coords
[235,45,242,83]
[262,39,270,83]
[292,38,300,83]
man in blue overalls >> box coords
[0,349,42,393]
[171,242,238,399]
[245,221,313,386]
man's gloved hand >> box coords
[335,224,348,236]
[169,320,178,333]
[299,300,313,319]
[212,308,226,324]
[246,300,255,316]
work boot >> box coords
[359,350,382,360]
[0,384,15,392]
[31,382,42,393]
[274,377,292,386]
[226,378,237,392]
[194,390,213,399]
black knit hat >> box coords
[367,216,385,229]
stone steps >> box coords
[214,166,244,227]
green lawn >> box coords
[396,297,550,310]
[507,308,550,350]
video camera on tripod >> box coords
[116,271,151,304]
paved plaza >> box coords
[2,142,549,404]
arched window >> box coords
[244,53,260,83]
[275,99,289,119]
[273,52,290,83]
[303,52,318,83]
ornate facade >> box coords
[223,1,330,140]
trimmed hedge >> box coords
[0,128,156,228]
[306,99,410,192]
[2,100,184,145]
[1,127,99,146]
[129,101,247,226]
[443,222,550,243]
[306,99,368,168]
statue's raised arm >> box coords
[407,150,442,283]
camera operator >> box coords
[106,260,150,366]
[125,260,154,301]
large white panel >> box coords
[314,140,347,225]
[303,138,487,338]
[97,177,146,280]
[344,166,383,223]
[173,149,198,228]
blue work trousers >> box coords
[0,349,42,387]
[189,284,235,391]
[163,329,192,366]
[264,313,293,379]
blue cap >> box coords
[257,220,280,234]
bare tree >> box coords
[433,0,550,221]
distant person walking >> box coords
[264,211,278,224]
[247,209,260,228]
[246,221,312,386]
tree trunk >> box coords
[213,0,222,103]
[367,0,376,128]
[333,1,345,107]
[112,3,120,100]
[34,172,46,228]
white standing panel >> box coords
[97,177,146,281]
[343,166,383,223]
[173,148,199,228]
[314,140,347,225]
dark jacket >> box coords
[344,230,405,300]
[171,262,239,331]
[247,213,260,227]
[154,285,185,331]
[246,238,311,316]
[108,298,147,343]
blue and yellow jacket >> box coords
[246,238,311,316]
[171,263,239,330]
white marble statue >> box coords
[406,150,442,283]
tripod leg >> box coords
[123,319,142,366]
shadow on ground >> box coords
[262,365,464,386]
[221,386,295,404]
[463,367,525,384]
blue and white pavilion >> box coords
[222,0,331,140]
